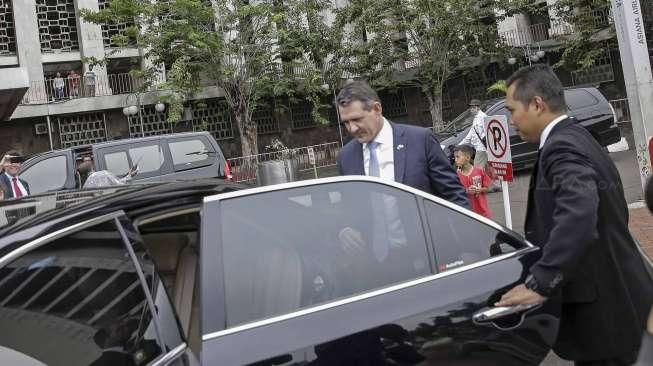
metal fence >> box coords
[227,141,341,184]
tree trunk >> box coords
[235,112,258,157]
[427,93,444,132]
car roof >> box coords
[0,179,242,237]
[26,131,213,160]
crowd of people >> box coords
[51,68,97,101]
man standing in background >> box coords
[0,151,30,199]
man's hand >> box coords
[467,185,482,194]
[338,227,367,256]
[495,284,547,307]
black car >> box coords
[441,87,621,170]
[0,177,560,365]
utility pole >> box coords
[610,0,653,190]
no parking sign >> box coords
[484,115,513,182]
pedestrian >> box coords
[458,99,488,167]
[84,67,96,97]
[0,151,30,198]
[495,64,653,365]
[635,177,653,365]
[453,144,492,218]
[336,80,469,209]
[53,72,65,100]
[68,70,79,98]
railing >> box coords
[609,98,631,126]
[20,72,164,105]
[227,141,341,184]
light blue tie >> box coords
[368,141,380,177]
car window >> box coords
[129,145,164,174]
[169,139,212,167]
[0,220,166,366]
[104,144,165,176]
[20,155,68,194]
[564,89,598,110]
[217,181,432,328]
[424,200,525,272]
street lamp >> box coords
[123,93,166,137]
[322,83,345,147]
[507,44,546,66]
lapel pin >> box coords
[396,144,405,150]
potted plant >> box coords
[257,138,299,185]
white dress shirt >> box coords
[539,114,569,150]
[363,118,395,181]
[460,110,488,152]
[5,172,28,197]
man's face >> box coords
[454,150,471,168]
[469,106,480,114]
[338,100,383,144]
[506,84,541,144]
[3,155,21,176]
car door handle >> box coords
[473,303,541,323]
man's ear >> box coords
[531,96,547,114]
[373,101,383,115]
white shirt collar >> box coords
[539,114,569,149]
[4,172,16,180]
[364,117,392,149]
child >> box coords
[453,144,492,218]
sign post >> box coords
[485,115,514,229]
[308,147,318,179]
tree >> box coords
[549,0,615,71]
[334,0,522,131]
[81,0,339,156]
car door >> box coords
[19,150,76,194]
[0,212,196,366]
[95,141,171,183]
[200,177,559,365]
[166,135,221,181]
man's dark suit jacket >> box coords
[0,173,30,198]
[337,121,470,209]
[525,118,653,361]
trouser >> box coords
[574,351,638,366]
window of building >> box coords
[216,181,432,328]
[0,0,16,56]
[424,200,524,272]
[36,0,79,53]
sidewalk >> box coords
[630,203,653,258]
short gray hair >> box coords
[336,81,381,111]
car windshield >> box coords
[447,109,475,132]
[0,187,137,230]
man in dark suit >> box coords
[336,81,469,209]
[496,65,653,365]
[0,151,30,199]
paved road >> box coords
[487,149,644,236]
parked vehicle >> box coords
[0,177,560,365]
[441,87,621,170]
[18,132,230,194]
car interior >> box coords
[136,209,202,356]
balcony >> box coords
[19,73,162,105]
[499,8,611,47]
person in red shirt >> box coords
[453,144,492,218]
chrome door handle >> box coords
[473,303,541,323]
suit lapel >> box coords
[0,174,11,199]
[391,122,407,183]
[352,142,365,175]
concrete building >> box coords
[0,0,648,158]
